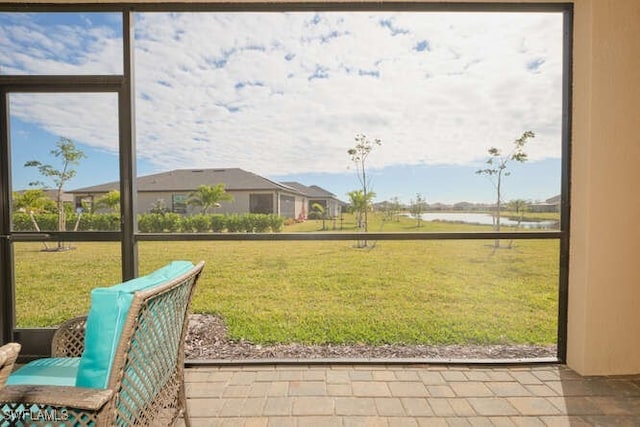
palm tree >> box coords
[311,202,327,230]
[94,190,120,213]
[187,184,233,214]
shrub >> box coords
[307,211,322,220]
[138,213,165,233]
[182,214,210,233]
[30,214,58,231]
[92,213,120,231]
[163,213,182,232]
[209,214,225,232]
[12,213,33,231]
[73,213,119,231]
[250,214,270,232]
[180,216,196,233]
[269,214,285,232]
[15,211,285,233]
[225,214,246,232]
[241,215,254,232]
[14,212,123,232]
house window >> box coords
[250,194,273,214]
[172,194,188,214]
[280,195,295,219]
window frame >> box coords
[0,2,572,361]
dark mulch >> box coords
[185,314,557,361]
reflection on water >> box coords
[421,212,559,229]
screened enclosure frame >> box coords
[0,2,572,361]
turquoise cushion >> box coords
[75,261,194,389]
[7,357,80,386]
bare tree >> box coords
[347,134,381,234]
[410,193,427,228]
[476,131,534,248]
[25,137,85,251]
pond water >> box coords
[420,212,559,229]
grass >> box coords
[14,213,559,346]
[286,210,559,233]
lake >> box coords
[420,212,559,229]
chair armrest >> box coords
[0,385,113,411]
[51,315,87,357]
[0,343,21,387]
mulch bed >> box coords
[185,314,557,361]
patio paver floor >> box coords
[180,363,640,426]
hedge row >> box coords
[13,213,120,232]
[12,212,285,233]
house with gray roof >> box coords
[69,168,308,219]
[530,194,561,213]
[281,182,343,218]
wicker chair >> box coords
[0,343,21,387]
[0,261,205,426]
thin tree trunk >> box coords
[57,198,65,250]
[29,211,49,250]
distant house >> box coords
[530,195,561,213]
[281,182,343,218]
[68,168,310,219]
[453,201,476,211]
[427,202,452,211]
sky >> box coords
[1,11,565,205]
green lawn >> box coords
[14,214,559,346]
[284,210,559,233]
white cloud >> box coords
[2,11,564,176]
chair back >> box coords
[106,261,204,425]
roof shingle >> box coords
[70,168,302,194]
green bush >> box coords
[15,211,285,234]
[19,213,58,231]
[269,214,285,232]
[13,212,121,232]
[12,213,33,231]
[91,213,120,231]
[38,214,58,231]
[182,214,211,233]
[163,213,182,232]
[252,214,271,232]
[209,214,226,232]
[192,214,212,232]
[68,213,119,231]
[307,211,322,220]
[225,214,245,232]
[138,213,164,233]
[225,214,245,233]
[241,215,254,232]
[180,216,197,233]
[137,213,182,232]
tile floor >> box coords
[181,363,640,426]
